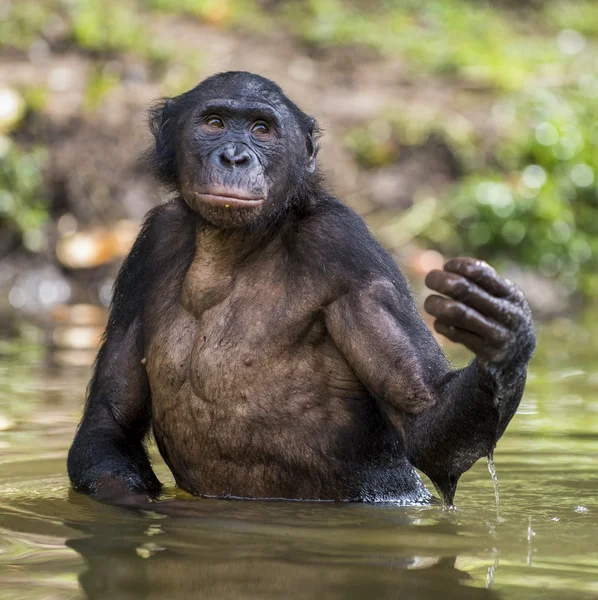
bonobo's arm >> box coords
[325,258,535,504]
[67,317,160,502]
[67,209,167,502]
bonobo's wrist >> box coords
[473,359,500,395]
[474,355,529,406]
[479,331,534,377]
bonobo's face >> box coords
[167,73,318,228]
[178,98,279,227]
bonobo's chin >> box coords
[181,186,267,228]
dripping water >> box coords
[526,516,535,566]
[485,548,500,589]
[486,452,503,523]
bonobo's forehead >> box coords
[201,99,280,120]
[193,71,303,123]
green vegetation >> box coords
[2,0,598,302]
[280,0,558,90]
[347,78,598,297]
[430,86,598,297]
[0,144,48,253]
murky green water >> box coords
[1,319,597,599]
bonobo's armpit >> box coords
[67,71,535,505]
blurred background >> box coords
[2,3,598,598]
[2,0,598,358]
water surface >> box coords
[1,319,597,599]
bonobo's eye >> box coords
[202,115,225,132]
[250,120,272,139]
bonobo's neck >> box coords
[196,211,293,263]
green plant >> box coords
[416,87,598,296]
[278,0,576,91]
[0,144,49,252]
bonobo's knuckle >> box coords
[495,301,520,327]
[477,259,492,272]
[461,257,489,273]
[446,302,465,320]
[492,328,514,348]
[446,276,470,301]
[448,256,474,268]
[487,347,509,363]
[509,285,527,306]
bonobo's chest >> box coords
[182,230,321,347]
[145,228,332,405]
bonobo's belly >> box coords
[146,279,427,502]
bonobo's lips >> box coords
[194,187,265,209]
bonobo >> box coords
[67,72,535,505]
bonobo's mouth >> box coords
[193,188,265,209]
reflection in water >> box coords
[65,500,498,600]
[484,548,500,590]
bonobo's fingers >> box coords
[424,295,513,363]
[425,270,523,329]
[425,257,535,366]
[433,322,488,359]
[424,295,512,342]
[443,258,518,300]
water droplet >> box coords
[487,453,503,523]
[527,516,535,566]
[485,548,500,589]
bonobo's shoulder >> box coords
[107,198,196,330]
[297,196,375,250]
[294,196,406,285]
[141,197,195,241]
[304,195,366,229]
[137,197,196,269]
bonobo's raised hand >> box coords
[424,258,535,368]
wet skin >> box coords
[67,72,535,505]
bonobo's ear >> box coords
[146,98,179,188]
[306,117,321,174]
[148,98,176,157]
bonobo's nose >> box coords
[214,144,255,170]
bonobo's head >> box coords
[147,71,320,228]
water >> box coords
[1,318,598,599]
[486,453,502,523]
